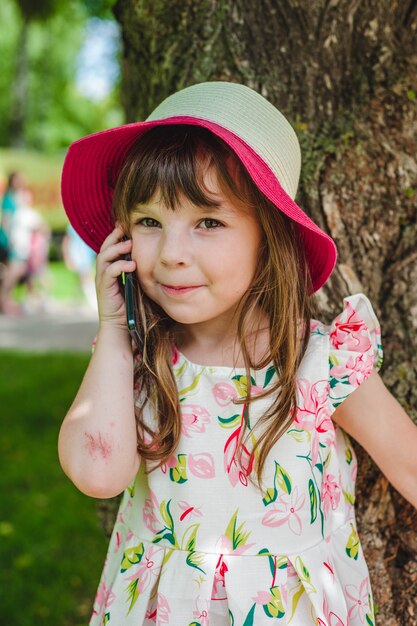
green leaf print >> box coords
[287,584,305,623]
[120,543,145,573]
[126,579,139,614]
[225,509,252,551]
[345,523,359,560]
[262,486,277,506]
[274,462,292,494]
[242,603,256,626]
[103,613,110,625]
[153,500,179,546]
[263,586,285,619]
[308,479,318,523]
[345,447,353,464]
[186,550,206,574]
[294,556,316,594]
[178,370,203,399]
[258,548,276,578]
[181,523,200,551]
[262,462,292,506]
[276,556,288,570]
[217,413,241,429]
[343,489,355,506]
[366,614,375,626]
[160,499,174,531]
[231,374,256,398]
[169,454,188,484]
[263,365,276,388]
[287,428,310,443]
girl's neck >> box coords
[172,318,270,368]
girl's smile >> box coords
[160,284,204,296]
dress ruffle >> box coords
[328,293,383,410]
[91,509,374,626]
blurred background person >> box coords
[0,187,50,314]
[62,223,97,310]
[0,171,26,264]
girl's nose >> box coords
[159,230,192,266]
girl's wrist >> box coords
[96,320,132,348]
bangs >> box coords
[119,125,243,213]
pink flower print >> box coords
[114,531,122,553]
[212,382,237,406]
[310,319,320,333]
[143,498,159,533]
[317,594,347,626]
[330,302,372,353]
[125,545,163,594]
[295,378,334,466]
[347,353,373,387]
[172,344,180,365]
[94,580,115,611]
[346,578,371,623]
[156,592,171,624]
[193,596,210,626]
[181,404,210,437]
[262,487,305,535]
[252,590,274,604]
[321,473,341,518]
[178,500,203,521]
[212,554,228,600]
[188,452,216,479]
[224,435,254,487]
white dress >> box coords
[90,294,383,626]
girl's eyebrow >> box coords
[132,202,227,215]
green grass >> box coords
[0,352,108,626]
[14,262,89,304]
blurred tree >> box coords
[10,0,65,147]
[1,0,121,151]
[101,1,417,624]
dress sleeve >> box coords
[328,293,383,411]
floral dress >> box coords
[90,293,383,626]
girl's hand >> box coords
[95,225,136,328]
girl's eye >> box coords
[137,217,160,228]
[199,218,223,229]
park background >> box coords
[1,1,417,625]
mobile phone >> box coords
[121,238,143,352]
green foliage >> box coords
[0,0,122,150]
[0,351,106,625]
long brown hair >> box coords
[112,124,315,485]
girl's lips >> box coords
[161,284,202,296]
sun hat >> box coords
[61,81,337,292]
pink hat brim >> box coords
[61,116,336,292]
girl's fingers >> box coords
[103,259,136,280]
[99,224,128,253]
[98,238,132,264]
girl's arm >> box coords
[332,370,417,509]
[58,226,139,498]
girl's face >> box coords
[129,165,263,337]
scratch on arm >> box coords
[84,431,112,460]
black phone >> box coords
[121,238,143,352]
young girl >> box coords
[58,82,417,626]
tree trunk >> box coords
[104,1,417,623]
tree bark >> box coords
[105,1,417,622]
